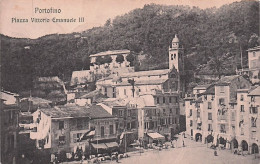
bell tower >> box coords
[169,34,181,72]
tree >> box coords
[209,55,225,79]
[126,53,135,66]
[95,56,104,66]
[105,19,111,27]
[116,54,124,66]
[103,55,112,64]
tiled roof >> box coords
[248,86,260,96]
[21,97,52,104]
[40,105,90,118]
[201,85,215,95]
[40,104,114,119]
[79,90,107,99]
[89,49,130,57]
[120,69,170,78]
[100,98,127,107]
[216,75,240,85]
[88,105,115,119]
[115,79,168,86]
[193,84,211,89]
[247,46,260,52]
[36,76,63,84]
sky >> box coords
[0,0,240,39]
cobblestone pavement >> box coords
[63,135,260,164]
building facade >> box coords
[89,49,134,74]
[185,75,259,155]
[1,99,19,164]
[30,105,117,154]
[236,46,260,84]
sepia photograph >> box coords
[0,0,259,163]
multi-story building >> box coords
[1,92,20,164]
[235,86,260,154]
[236,45,260,84]
[96,35,183,99]
[185,75,260,154]
[89,49,135,75]
[97,88,181,142]
[30,104,118,154]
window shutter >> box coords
[64,121,68,129]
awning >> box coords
[91,143,107,149]
[147,132,164,140]
[105,142,119,148]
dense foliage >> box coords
[1,1,259,92]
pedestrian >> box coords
[183,140,185,147]
[116,153,119,163]
[214,148,218,156]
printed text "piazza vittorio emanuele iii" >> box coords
[11,7,85,23]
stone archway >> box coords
[231,138,238,149]
[241,140,248,151]
[206,134,214,143]
[195,133,202,142]
[252,143,259,154]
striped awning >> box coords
[91,143,107,149]
[105,142,119,148]
[147,132,164,140]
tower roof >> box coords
[172,34,179,43]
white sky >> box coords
[0,0,240,39]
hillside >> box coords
[1,1,259,92]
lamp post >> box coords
[124,129,127,153]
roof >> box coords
[40,105,90,118]
[1,90,19,97]
[40,104,114,119]
[115,79,168,86]
[36,76,63,83]
[193,84,211,90]
[247,46,260,52]
[120,69,170,78]
[100,98,128,108]
[21,97,52,104]
[172,34,179,43]
[194,97,203,103]
[79,90,107,99]
[88,105,115,119]
[248,86,260,96]
[216,75,240,86]
[201,85,215,95]
[89,49,130,57]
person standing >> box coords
[116,153,119,163]
[214,148,218,156]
